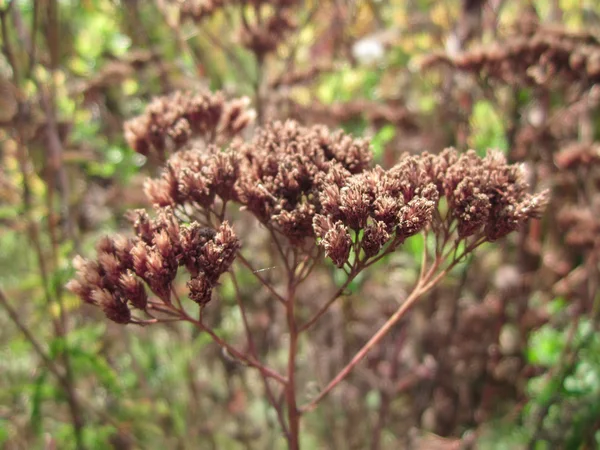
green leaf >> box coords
[469,100,508,155]
[371,125,396,161]
[30,371,49,436]
[527,325,564,367]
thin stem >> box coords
[285,279,301,450]
[171,285,184,312]
[0,288,65,381]
[419,229,429,280]
[230,271,290,439]
[267,226,291,273]
[0,2,19,84]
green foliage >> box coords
[371,124,396,161]
[483,316,600,449]
[469,100,508,155]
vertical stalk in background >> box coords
[285,276,300,449]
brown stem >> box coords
[0,288,65,381]
[285,279,301,450]
[0,2,19,84]
[230,271,290,439]
[13,133,86,448]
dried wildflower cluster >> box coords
[313,149,547,267]
[177,0,298,58]
[558,206,600,249]
[235,121,371,241]
[72,89,547,327]
[68,208,239,323]
[124,91,254,160]
[239,12,296,58]
[313,164,438,266]
[143,144,240,208]
[422,24,600,88]
[555,142,600,170]
[137,105,545,263]
[141,119,371,241]
[442,150,548,240]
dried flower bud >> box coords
[91,289,131,324]
[397,197,435,239]
[362,221,390,257]
[187,274,214,305]
[240,13,296,58]
[200,221,240,281]
[179,0,226,22]
[339,183,371,230]
[120,272,148,310]
[555,142,600,170]
[319,220,352,268]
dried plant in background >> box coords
[421,22,600,89]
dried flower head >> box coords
[143,144,241,208]
[314,148,548,266]
[68,208,239,323]
[124,90,254,159]
[179,0,226,22]
[440,149,548,241]
[236,120,372,242]
[240,12,296,58]
[558,206,600,249]
[555,142,600,170]
[421,24,600,89]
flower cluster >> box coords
[555,142,600,170]
[67,208,239,323]
[178,0,298,58]
[124,91,254,160]
[235,120,372,242]
[441,150,548,240]
[140,120,371,242]
[421,24,600,88]
[239,12,296,59]
[313,149,548,267]
[144,145,240,208]
[558,206,600,250]
[313,165,438,266]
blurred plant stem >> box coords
[1,2,86,446]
